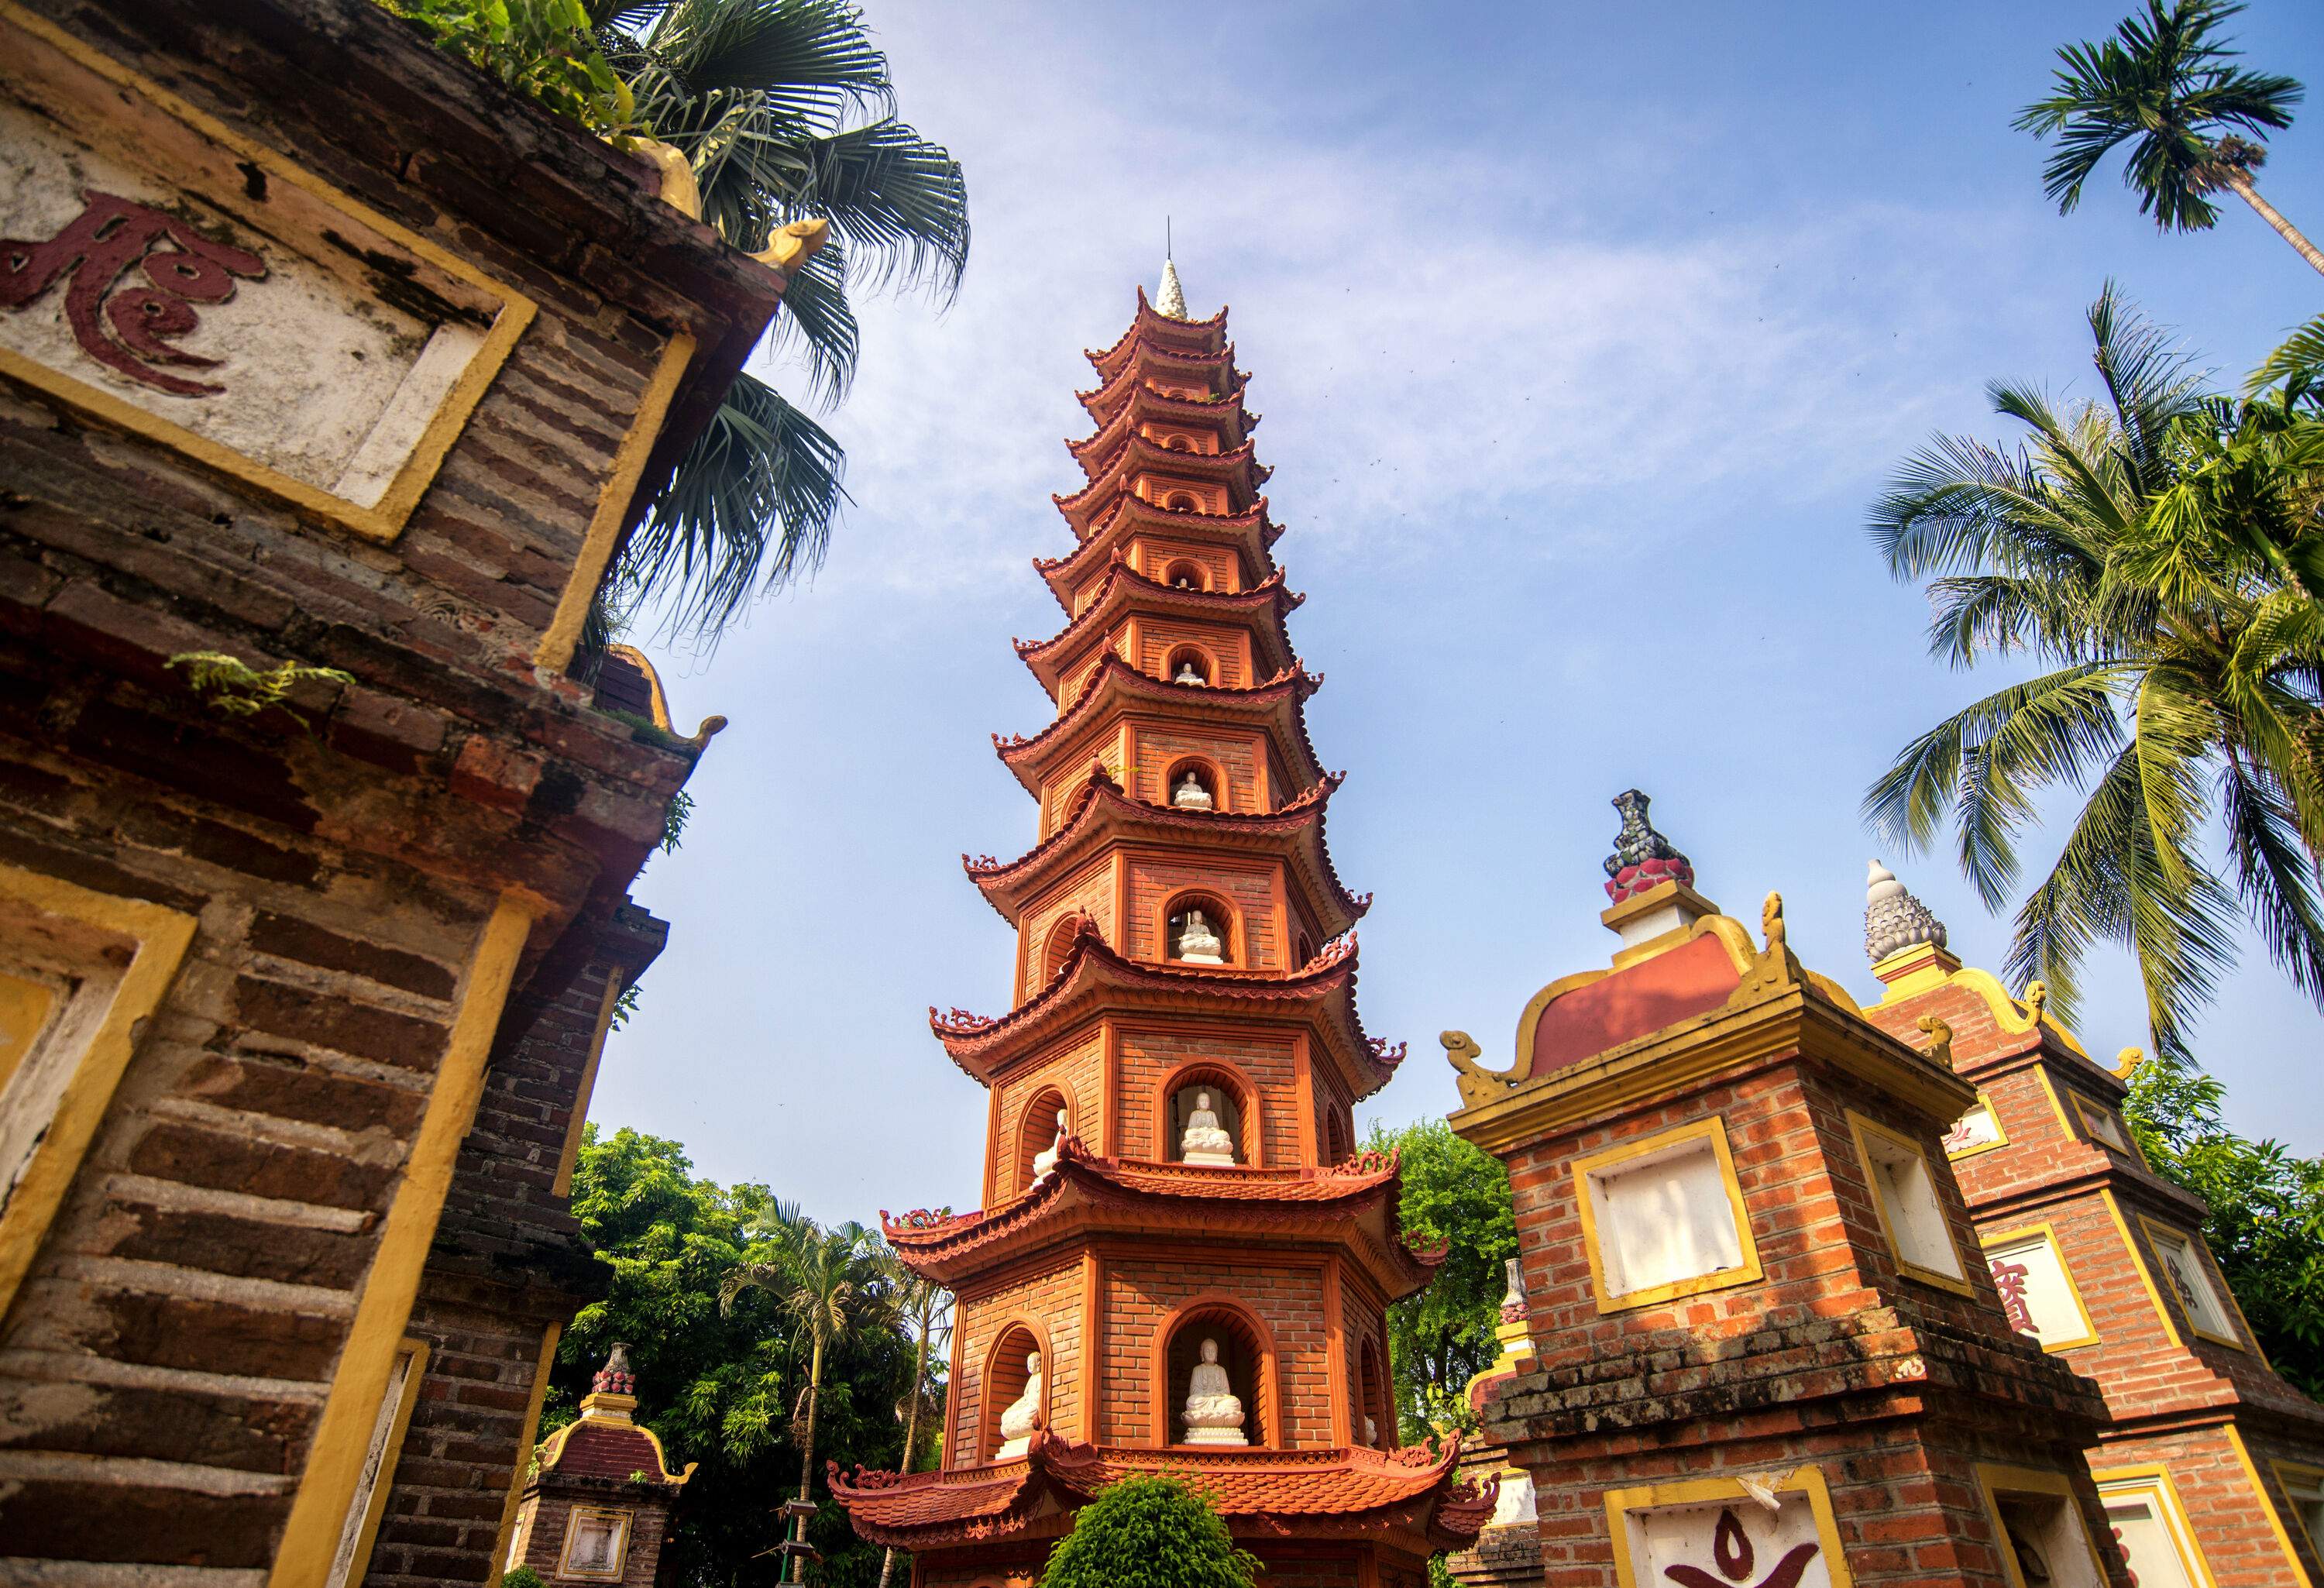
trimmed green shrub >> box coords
[1040,1474,1260,1588]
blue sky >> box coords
[600,1,2324,1221]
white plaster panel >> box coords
[1985,1234,2085,1346]
[1624,1494,1834,1588]
[1590,1139,1742,1296]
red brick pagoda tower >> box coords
[828,263,1494,1588]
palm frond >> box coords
[2249,315,2324,394]
[792,119,971,300]
[631,0,894,124]
[2219,755,2324,1005]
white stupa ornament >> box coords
[1155,256,1189,320]
[1865,860,1948,964]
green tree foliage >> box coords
[2013,2,2320,275]
[1037,1475,1261,1588]
[378,0,636,133]
[1865,286,2324,1060]
[552,1127,934,1585]
[1366,1118,1516,1439]
[2119,1053,2324,1394]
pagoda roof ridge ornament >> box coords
[1603,788,1694,904]
[1865,858,1948,964]
[1156,256,1188,319]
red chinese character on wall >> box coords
[2,190,266,397]
[1989,1256,2037,1335]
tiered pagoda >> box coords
[829,264,1494,1588]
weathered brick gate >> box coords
[0,2,795,1582]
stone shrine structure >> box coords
[1441,1258,1545,1588]
[0,1,803,1580]
[504,1346,691,1586]
[1447,796,2134,1588]
[1861,864,2324,1585]
[828,267,1495,1588]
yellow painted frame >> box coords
[1972,1462,2110,1588]
[2224,1426,2310,1580]
[2135,1214,2247,1351]
[0,2,536,545]
[2264,1455,2324,1565]
[2099,1189,2183,1350]
[1844,1109,1975,1295]
[556,1504,634,1582]
[1944,1091,2010,1160]
[483,1319,562,1588]
[0,864,197,1321]
[1979,1222,2100,1353]
[266,892,539,1588]
[2066,1091,2133,1154]
[1602,1464,1855,1588]
[327,1338,430,1588]
[1571,1115,1763,1313]
[2089,1463,2217,1588]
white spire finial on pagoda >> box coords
[1156,220,1189,320]
[1865,859,1948,964]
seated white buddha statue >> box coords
[992,1349,1044,1459]
[1174,909,1224,964]
[1181,1338,1246,1445]
[1179,1090,1236,1166]
[1030,1110,1064,1182]
[1174,658,1205,684]
[1171,770,1214,810]
[1364,1415,1379,1448]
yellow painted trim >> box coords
[2101,1190,2184,1350]
[1603,1464,1854,1588]
[552,968,627,1198]
[1980,1222,2100,1352]
[1972,1461,2110,1588]
[2266,1456,2324,1563]
[2034,1067,2078,1139]
[2089,1463,2217,1588]
[2223,1425,2309,1580]
[0,864,197,1321]
[556,1504,634,1582]
[1510,912,1755,1077]
[2066,1091,2134,1156]
[2135,1215,2247,1352]
[603,644,673,730]
[483,1319,562,1588]
[1944,1092,2010,1160]
[1571,1115,1763,1313]
[1845,1109,1975,1295]
[534,331,698,674]
[1868,941,1960,999]
[330,1338,430,1588]
[0,3,535,545]
[266,893,540,1588]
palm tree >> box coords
[2013,1,2317,276]
[1865,286,2324,1062]
[875,1256,950,1588]
[720,1201,892,1583]
[590,0,970,649]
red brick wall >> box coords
[1115,1026,1300,1167]
[2100,1424,2314,1585]
[1126,724,1263,812]
[1016,858,1118,992]
[1136,618,1252,689]
[994,1034,1105,1197]
[514,1487,673,1586]
[1126,536,1239,593]
[951,1257,1088,1462]
[1097,1254,1330,1448]
[1126,855,1281,968]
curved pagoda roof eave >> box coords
[962,765,1370,936]
[927,920,1402,1098]
[1066,380,1260,479]
[1085,287,1231,374]
[827,1428,1491,1552]
[1033,496,1282,614]
[878,1139,1442,1294]
[1078,342,1250,425]
[1012,559,1301,695]
[991,652,1328,797]
[1054,434,1270,534]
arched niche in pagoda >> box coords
[1322,1102,1352,1165]
[1155,1298,1276,1449]
[1012,1088,1070,1194]
[1359,1335,1392,1449]
[1164,644,1214,686]
[1160,558,1207,591]
[978,1319,1050,1462]
[1161,488,1202,513]
[1037,913,1085,984]
[1157,1059,1258,1167]
[1163,892,1234,967]
[1162,755,1224,813]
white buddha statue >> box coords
[1174,658,1205,684]
[1174,908,1224,964]
[1179,1090,1236,1166]
[1030,1109,1064,1182]
[1181,1338,1247,1445]
[992,1349,1043,1459]
[1171,770,1214,810]
[1363,1415,1378,1447]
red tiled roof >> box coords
[536,1412,688,1487]
[1013,559,1300,694]
[962,764,1367,938]
[1067,379,1257,476]
[1054,435,1269,537]
[1083,287,1231,375]
[1033,494,1281,614]
[829,1430,1492,1550]
[991,652,1325,798]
